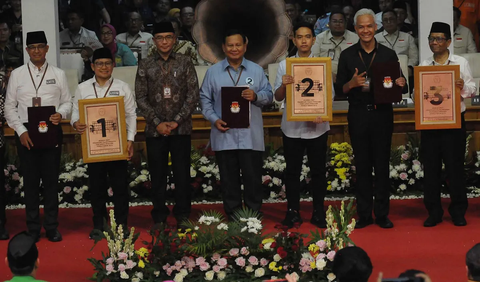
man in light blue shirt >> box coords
[274,22,333,229]
[200,29,273,219]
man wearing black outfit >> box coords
[336,8,406,229]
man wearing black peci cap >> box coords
[4,31,72,242]
[71,47,137,239]
[5,231,46,281]
[419,22,476,227]
[135,22,199,229]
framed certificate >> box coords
[286,57,333,121]
[414,65,461,130]
[78,96,128,163]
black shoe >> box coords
[89,228,104,240]
[281,209,303,229]
[375,217,394,229]
[28,231,41,243]
[310,211,327,228]
[355,217,373,229]
[0,226,9,240]
[423,216,443,227]
[452,216,467,226]
[46,229,63,242]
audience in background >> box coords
[0,0,22,44]
[168,7,181,20]
[99,24,137,67]
[59,9,101,49]
[454,0,480,50]
[154,0,172,23]
[454,6,478,54]
[180,4,196,44]
[0,20,22,72]
[314,0,343,35]
[393,0,416,36]
[343,5,356,31]
[116,11,154,49]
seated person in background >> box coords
[332,246,372,282]
[313,0,343,35]
[5,231,46,282]
[393,0,416,37]
[116,11,153,49]
[154,0,171,23]
[467,243,480,282]
[375,0,394,29]
[59,9,100,48]
[312,10,358,83]
[343,5,356,32]
[100,24,137,66]
[168,8,181,20]
[0,20,22,72]
[180,4,196,44]
[454,6,477,54]
[375,9,418,78]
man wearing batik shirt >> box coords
[71,48,136,239]
[135,22,199,228]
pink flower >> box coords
[306,177,311,184]
[126,260,136,269]
[199,262,210,271]
[235,257,246,267]
[106,264,114,273]
[217,258,227,268]
[5,184,11,192]
[106,257,114,265]
[317,253,326,260]
[63,186,72,194]
[399,172,408,181]
[174,261,183,271]
[107,187,114,197]
[260,258,269,267]
[316,240,326,251]
[401,152,409,160]
[213,265,221,272]
[327,251,336,261]
[163,263,171,270]
[118,264,126,272]
[229,248,239,256]
[212,253,221,261]
[3,169,8,177]
[118,252,128,261]
[196,257,206,265]
[166,267,173,276]
[262,175,272,183]
[12,172,20,181]
[412,160,421,166]
[248,256,259,266]
[300,258,311,266]
[240,247,249,256]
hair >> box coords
[354,8,375,25]
[467,243,480,280]
[285,0,297,6]
[0,20,10,29]
[66,8,85,19]
[180,3,195,14]
[392,0,407,11]
[332,246,373,282]
[223,29,247,44]
[10,264,35,276]
[128,10,143,21]
[330,9,347,21]
[382,8,397,19]
[399,269,425,281]
[453,6,462,19]
[293,21,315,37]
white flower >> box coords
[272,177,282,186]
[245,265,254,273]
[273,254,281,262]
[412,164,421,172]
[140,169,149,175]
[179,269,188,277]
[408,178,415,185]
[132,279,140,282]
[217,223,228,231]
[174,273,184,282]
[217,271,226,280]
[74,194,82,202]
[389,170,398,178]
[190,167,197,178]
[205,270,215,281]
[399,184,407,191]
[254,268,265,277]
[331,179,339,190]
[316,259,326,270]
[327,273,336,281]
[120,271,129,279]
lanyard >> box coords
[27,63,49,97]
[126,33,140,47]
[227,67,243,86]
[329,37,345,49]
[93,78,114,98]
[358,48,377,77]
[68,29,84,46]
[383,32,400,49]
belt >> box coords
[350,103,392,112]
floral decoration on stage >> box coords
[88,201,356,282]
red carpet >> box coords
[1,198,480,281]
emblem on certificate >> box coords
[38,121,48,133]
[414,65,461,130]
[230,101,240,113]
[286,57,333,121]
[383,76,393,88]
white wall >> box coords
[22,0,60,66]
[418,0,453,62]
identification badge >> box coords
[32,97,41,107]
[328,49,335,60]
[163,86,172,99]
[362,77,371,92]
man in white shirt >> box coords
[274,22,332,229]
[453,6,477,54]
[59,9,100,49]
[375,9,418,77]
[5,31,72,242]
[71,48,136,239]
[312,10,358,82]
[116,11,154,49]
[375,0,394,29]
[420,22,476,227]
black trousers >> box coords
[146,135,191,224]
[421,113,467,219]
[15,134,62,233]
[87,160,129,229]
[215,150,263,216]
[0,146,6,228]
[348,104,393,219]
[283,133,328,214]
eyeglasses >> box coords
[382,18,396,23]
[101,31,113,36]
[428,36,447,43]
[330,20,345,24]
[154,35,175,41]
[27,44,47,51]
[94,61,113,67]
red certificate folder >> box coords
[27,106,59,149]
[221,86,250,128]
[371,61,403,104]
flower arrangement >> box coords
[57,159,90,204]
[89,202,356,281]
[326,142,354,192]
[4,164,23,204]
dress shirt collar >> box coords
[93,76,114,87]
[69,26,84,36]
[28,60,47,72]
[326,30,346,41]
[426,50,456,65]
[355,38,379,53]
[294,51,314,58]
[382,29,399,37]
[221,57,247,71]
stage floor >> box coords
[1,198,480,281]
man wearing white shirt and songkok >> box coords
[116,11,154,49]
[71,48,136,239]
[420,22,476,228]
[5,31,72,243]
[274,22,333,229]
[453,6,477,54]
